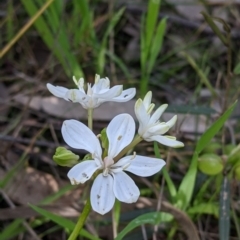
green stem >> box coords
[114,135,143,161]
[68,108,94,240]
[88,108,93,130]
[68,198,91,240]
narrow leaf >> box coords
[219,177,230,240]
[178,101,237,209]
[29,204,100,240]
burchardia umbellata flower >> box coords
[62,114,165,214]
[47,74,136,109]
[135,91,184,148]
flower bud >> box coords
[198,153,223,176]
[234,164,240,181]
[100,128,109,149]
[202,142,221,154]
[53,147,79,167]
[226,144,240,165]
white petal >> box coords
[67,160,100,184]
[166,115,177,128]
[147,123,169,135]
[149,135,184,148]
[94,85,122,99]
[143,91,152,109]
[134,99,150,135]
[90,174,115,215]
[125,155,165,177]
[111,88,136,102]
[148,104,168,125]
[112,155,132,168]
[62,120,102,158]
[113,171,140,203]
[92,77,110,93]
[46,83,69,100]
[107,114,135,157]
[65,89,89,103]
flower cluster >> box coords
[47,75,184,215]
[47,74,136,109]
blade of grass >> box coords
[145,0,161,52]
[154,142,177,200]
[97,8,125,74]
[29,204,101,240]
[21,0,83,78]
[0,219,23,239]
[147,18,166,75]
[201,12,227,46]
[177,101,237,210]
[179,51,217,97]
[219,177,230,240]
[0,0,54,58]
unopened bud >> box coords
[198,153,223,176]
[53,147,79,167]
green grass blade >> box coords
[154,142,177,200]
[147,18,166,75]
[180,51,217,97]
[177,101,237,209]
[115,212,162,240]
[145,0,161,51]
[29,204,101,240]
[0,219,23,239]
[97,7,125,74]
[188,202,219,217]
[219,177,230,240]
[21,0,83,78]
[40,184,76,205]
[196,101,237,154]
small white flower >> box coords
[62,114,165,215]
[135,91,184,148]
[47,74,136,109]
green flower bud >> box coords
[226,144,240,165]
[53,147,79,167]
[234,164,240,181]
[202,142,221,154]
[82,153,92,161]
[198,153,223,176]
[100,128,109,149]
[224,144,235,155]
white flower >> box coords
[135,91,184,148]
[62,114,165,215]
[47,74,136,109]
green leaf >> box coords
[115,212,162,240]
[180,51,217,97]
[145,0,161,51]
[177,101,237,209]
[233,62,240,75]
[201,12,227,46]
[219,177,230,240]
[97,8,125,74]
[196,101,237,154]
[29,204,100,240]
[188,202,219,217]
[154,142,177,200]
[21,0,83,78]
[0,219,23,239]
[147,18,166,75]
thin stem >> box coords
[114,135,143,161]
[88,108,93,130]
[68,198,91,240]
[68,108,94,240]
[0,0,54,58]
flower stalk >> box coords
[68,109,94,240]
[68,198,91,240]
